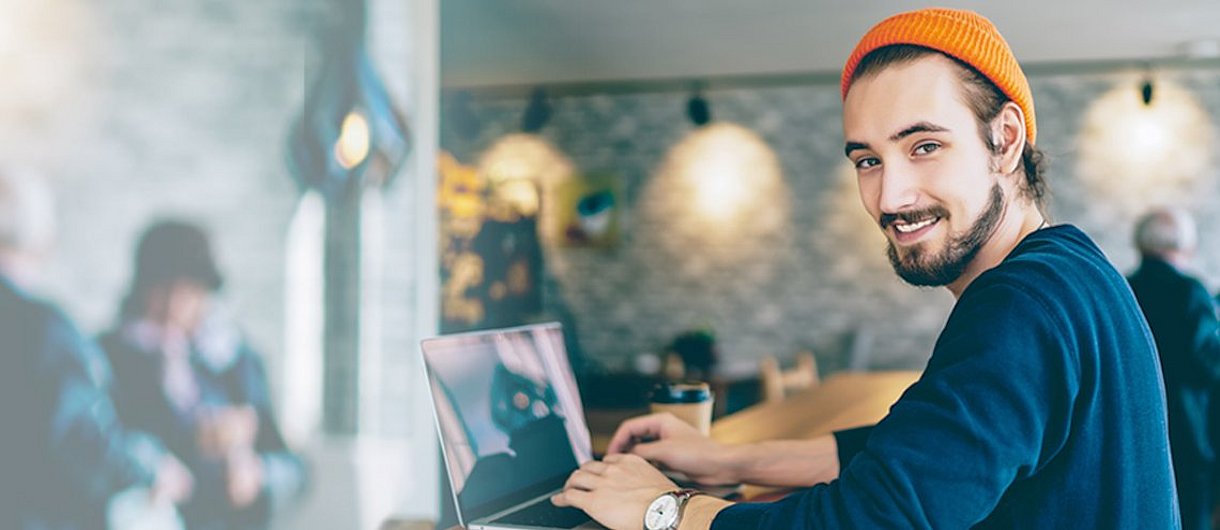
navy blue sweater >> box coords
[711,225,1178,529]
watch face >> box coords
[645,495,680,530]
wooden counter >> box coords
[711,370,921,445]
[589,370,920,455]
[709,370,921,500]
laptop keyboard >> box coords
[494,498,592,528]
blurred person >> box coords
[1214,292,1220,527]
[550,8,1178,530]
[1128,207,1220,530]
[99,220,307,530]
[0,167,193,529]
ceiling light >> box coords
[687,89,712,127]
[521,88,552,133]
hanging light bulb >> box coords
[335,111,371,169]
[1140,78,1155,107]
[687,88,712,126]
[1139,64,1155,107]
[286,0,410,202]
[520,88,552,133]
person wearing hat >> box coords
[99,220,307,530]
[550,8,1178,529]
[0,170,194,529]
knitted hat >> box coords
[840,8,1036,144]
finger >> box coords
[564,469,604,491]
[551,488,591,509]
[606,414,669,454]
[602,453,627,464]
[630,440,672,462]
[579,460,609,475]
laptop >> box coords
[421,323,601,530]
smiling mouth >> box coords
[887,215,942,244]
[893,216,939,233]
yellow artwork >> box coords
[438,151,487,239]
[437,150,544,332]
[443,252,485,324]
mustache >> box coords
[879,206,950,230]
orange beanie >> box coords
[840,8,1036,145]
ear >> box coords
[990,101,1026,176]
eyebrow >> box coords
[844,121,951,158]
[890,121,949,141]
[844,142,870,158]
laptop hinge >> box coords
[471,489,562,527]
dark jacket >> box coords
[0,275,164,530]
[1128,257,1220,466]
[713,225,1178,529]
[99,318,307,530]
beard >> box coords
[884,183,1005,287]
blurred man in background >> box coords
[100,219,307,530]
[1128,207,1220,530]
[0,167,193,529]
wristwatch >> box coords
[644,488,704,530]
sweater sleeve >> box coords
[1184,279,1220,386]
[40,310,163,502]
[833,426,874,468]
[235,344,309,509]
[712,282,1077,529]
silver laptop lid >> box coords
[421,323,593,525]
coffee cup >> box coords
[649,381,713,435]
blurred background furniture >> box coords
[759,350,820,403]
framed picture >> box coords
[554,173,620,247]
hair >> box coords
[849,45,1049,211]
[0,166,55,255]
[1134,207,1197,258]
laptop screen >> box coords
[422,323,593,523]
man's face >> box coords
[843,54,1007,287]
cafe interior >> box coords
[8,0,1220,529]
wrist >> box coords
[676,495,732,530]
[715,444,747,484]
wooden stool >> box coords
[759,350,819,403]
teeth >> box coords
[894,217,936,233]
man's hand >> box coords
[151,454,194,505]
[607,413,738,486]
[198,405,259,458]
[551,454,677,530]
[226,447,265,508]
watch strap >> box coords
[666,488,705,530]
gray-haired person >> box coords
[0,168,192,529]
[1128,207,1220,530]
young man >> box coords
[1128,208,1220,530]
[551,8,1179,529]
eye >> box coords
[854,156,880,170]
[913,142,941,155]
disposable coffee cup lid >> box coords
[651,381,710,404]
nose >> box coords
[876,160,920,215]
